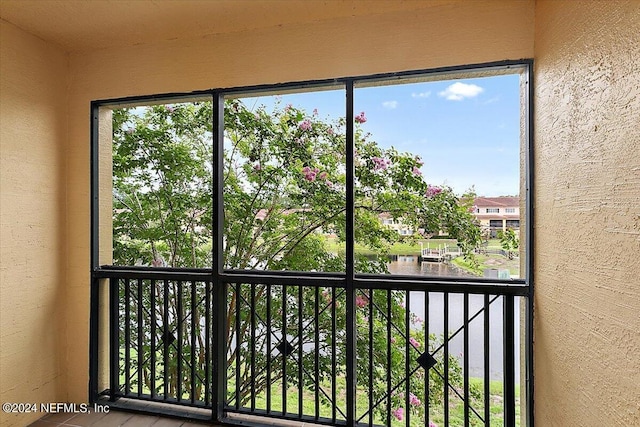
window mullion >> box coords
[345,79,356,426]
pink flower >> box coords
[302,166,319,182]
[429,422,438,427]
[299,119,312,131]
[326,180,333,188]
[253,163,261,171]
[372,157,391,171]
[409,337,420,348]
[415,156,424,166]
[313,108,319,116]
[318,171,328,180]
[355,111,367,123]
[390,337,396,344]
[327,127,334,136]
[425,185,442,198]
[392,407,404,421]
[412,166,422,176]
[409,393,421,406]
[166,105,174,113]
[355,295,368,308]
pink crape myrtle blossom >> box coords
[322,289,333,306]
[355,111,367,123]
[392,407,404,421]
[412,166,422,176]
[409,393,421,406]
[372,157,391,171]
[299,119,312,131]
[302,166,320,182]
[327,127,334,136]
[355,295,368,308]
[415,156,424,166]
[409,337,421,348]
[165,105,175,113]
[425,185,443,198]
[429,422,438,427]
[253,163,262,171]
[318,171,328,180]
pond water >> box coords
[386,256,521,381]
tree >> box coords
[497,227,519,260]
[112,99,483,423]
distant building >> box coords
[473,196,520,238]
[379,213,414,236]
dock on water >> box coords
[418,244,462,262]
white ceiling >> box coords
[0,0,443,52]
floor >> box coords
[28,410,214,427]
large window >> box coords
[103,69,527,280]
[92,61,532,427]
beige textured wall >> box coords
[0,20,68,426]
[64,0,534,402]
[533,1,640,425]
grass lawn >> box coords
[230,376,519,427]
[324,236,461,257]
[452,254,520,277]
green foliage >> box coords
[497,228,519,260]
[112,99,485,421]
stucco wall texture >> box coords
[533,1,640,425]
[0,21,68,426]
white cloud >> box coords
[382,100,398,109]
[438,82,484,101]
[411,91,431,98]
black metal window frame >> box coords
[90,59,534,426]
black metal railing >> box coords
[92,267,526,427]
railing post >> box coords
[504,295,516,427]
[109,278,119,402]
[88,277,100,404]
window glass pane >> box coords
[111,101,213,268]
[354,74,525,278]
[223,88,346,272]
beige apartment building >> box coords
[474,196,521,238]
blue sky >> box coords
[238,73,521,197]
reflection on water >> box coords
[386,257,520,381]
[386,255,471,277]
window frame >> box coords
[92,59,533,286]
[90,59,534,426]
